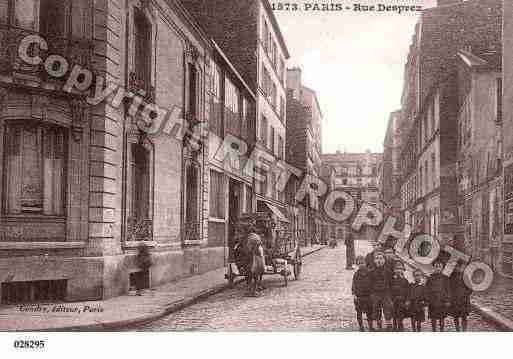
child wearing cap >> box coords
[389,261,410,331]
[449,260,472,331]
[425,259,450,331]
[369,251,393,330]
[409,269,427,332]
[351,255,373,331]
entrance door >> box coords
[228,179,241,252]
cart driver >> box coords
[247,224,263,256]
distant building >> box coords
[380,110,402,216]
[321,151,382,241]
[285,67,324,245]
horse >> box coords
[234,232,266,296]
[248,243,265,295]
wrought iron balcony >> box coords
[184,221,200,243]
[0,25,93,81]
[126,217,153,242]
[128,71,155,102]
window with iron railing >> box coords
[126,142,152,242]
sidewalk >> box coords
[471,274,513,331]
[0,244,325,332]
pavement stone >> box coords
[472,275,513,331]
[133,241,497,332]
[0,244,325,331]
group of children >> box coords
[351,243,472,332]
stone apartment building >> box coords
[180,0,290,218]
[0,0,245,303]
[285,67,324,245]
[380,110,402,216]
[455,49,502,270]
[321,151,382,241]
[502,0,513,277]
[206,42,256,258]
[397,0,502,252]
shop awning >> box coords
[262,202,290,223]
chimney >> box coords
[287,67,302,101]
[436,0,463,7]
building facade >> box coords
[206,42,257,258]
[455,49,502,270]
[285,67,324,245]
[0,0,243,303]
[380,110,402,216]
[180,0,290,217]
[396,0,502,252]
[501,0,513,277]
[321,151,382,241]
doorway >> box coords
[228,179,242,253]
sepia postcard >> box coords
[0,1,512,350]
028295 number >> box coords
[13,340,45,349]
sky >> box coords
[274,0,437,154]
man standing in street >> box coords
[345,231,355,270]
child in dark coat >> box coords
[425,259,450,332]
[409,269,427,332]
[389,261,410,331]
[369,251,393,330]
[351,255,373,331]
[450,261,472,331]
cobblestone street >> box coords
[133,241,497,331]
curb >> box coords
[22,245,327,331]
[471,300,513,332]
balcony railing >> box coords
[128,71,155,102]
[126,217,153,242]
[0,25,93,80]
[184,221,200,243]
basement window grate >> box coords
[1,280,67,304]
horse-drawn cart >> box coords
[225,211,302,287]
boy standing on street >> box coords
[409,269,427,332]
[369,251,393,330]
[450,261,472,331]
[352,255,373,331]
[390,261,410,331]
[426,259,451,331]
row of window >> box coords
[210,61,251,140]
[259,116,284,159]
[209,170,252,219]
[262,17,286,84]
